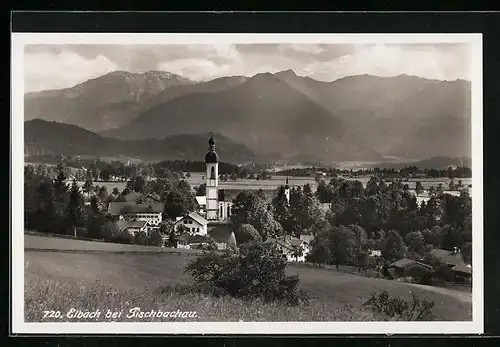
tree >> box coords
[89,196,100,215]
[185,242,305,305]
[382,229,406,261]
[66,179,87,235]
[195,184,207,196]
[160,220,175,247]
[82,179,93,199]
[415,182,424,196]
[272,186,293,234]
[127,176,146,193]
[32,178,57,232]
[112,187,120,196]
[235,224,261,244]
[247,197,283,240]
[420,227,440,248]
[404,231,426,255]
[164,189,195,220]
[97,186,108,203]
[462,241,472,265]
[149,229,165,247]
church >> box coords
[194,134,291,221]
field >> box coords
[24,235,472,322]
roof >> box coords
[299,234,315,244]
[175,233,211,244]
[289,238,304,248]
[108,202,164,215]
[205,151,219,163]
[430,248,465,266]
[122,192,144,202]
[452,263,472,275]
[174,212,208,226]
[142,193,161,202]
[390,258,416,268]
[195,196,206,206]
[115,219,147,231]
[276,240,294,251]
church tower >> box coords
[284,177,290,205]
[205,133,219,220]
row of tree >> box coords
[226,176,472,273]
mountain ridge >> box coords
[25,70,472,163]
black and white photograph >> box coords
[11,33,483,334]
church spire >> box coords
[205,132,218,163]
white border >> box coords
[11,33,483,335]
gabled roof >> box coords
[430,248,465,266]
[174,212,209,226]
[299,234,314,244]
[122,192,144,202]
[289,238,305,248]
[142,192,162,202]
[115,219,147,231]
[451,263,472,275]
[108,202,163,215]
[390,258,416,269]
[195,196,207,206]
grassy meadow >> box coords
[24,235,472,322]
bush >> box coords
[364,290,435,321]
[149,229,165,247]
[184,242,309,305]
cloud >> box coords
[24,48,117,92]
[24,43,470,92]
[301,44,470,82]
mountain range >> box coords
[24,70,472,164]
[24,119,255,163]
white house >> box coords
[107,201,163,231]
[115,219,148,236]
[195,196,207,218]
[268,235,312,262]
[174,212,209,236]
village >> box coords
[46,134,469,287]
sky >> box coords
[24,43,471,93]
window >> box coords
[227,205,230,217]
[211,167,215,179]
[220,205,223,217]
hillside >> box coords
[102,73,379,162]
[274,71,471,159]
[25,234,472,322]
[24,70,196,131]
[24,119,255,163]
[25,70,472,163]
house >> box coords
[369,249,382,257]
[115,219,148,236]
[107,202,163,231]
[174,212,209,236]
[122,192,162,204]
[388,258,434,279]
[194,196,207,218]
[138,193,162,204]
[430,248,472,280]
[122,191,144,203]
[174,234,211,250]
[319,203,332,214]
[267,235,312,262]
